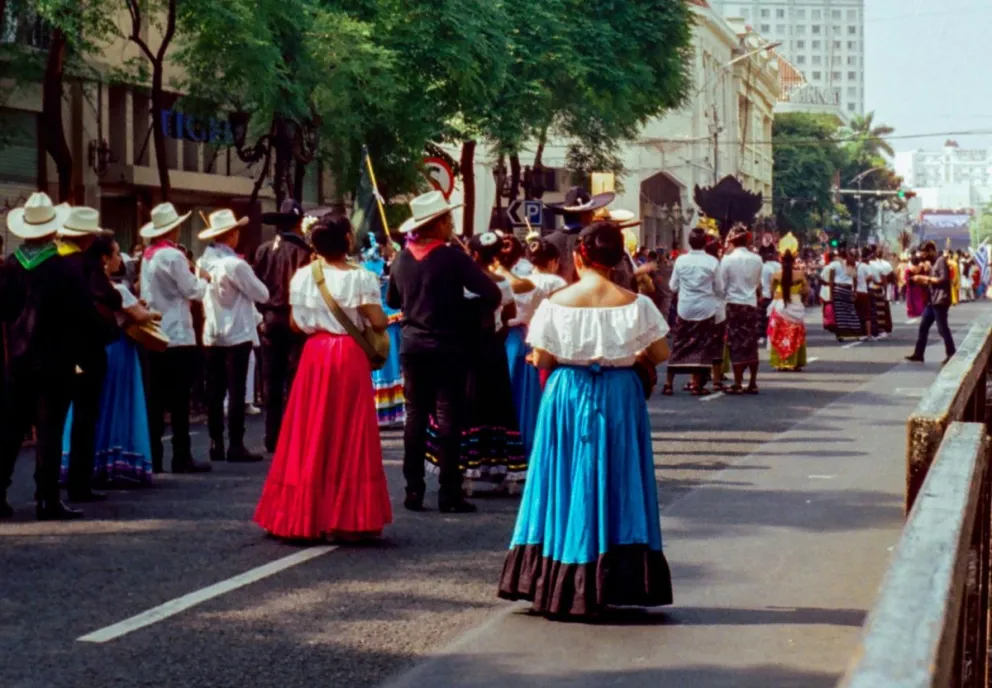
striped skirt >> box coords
[832,284,862,340]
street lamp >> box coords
[850,165,887,242]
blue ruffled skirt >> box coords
[498,365,673,617]
[504,325,542,457]
[371,321,405,426]
[61,336,153,486]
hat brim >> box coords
[6,204,72,240]
[58,226,112,238]
[140,211,192,239]
[198,216,249,241]
[398,204,462,235]
[546,192,615,215]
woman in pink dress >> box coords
[254,215,393,540]
[905,251,929,319]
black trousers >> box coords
[147,346,196,470]
[401,352,466,501]
[66,347,107,493]
[260,326,304,451]
[206,342,253,450]
[0,370,74,502]
[913,303,956,360]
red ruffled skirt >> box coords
[254,333,393,539]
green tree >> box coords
[971,203,992,247]
[842,111,896,163]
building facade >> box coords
[712,0,865,117]
[894,141,992,213]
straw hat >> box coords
[6,193,71,240]
[398,191,462,235]
[546,186,615,215]
[58,206,112,238]
[198,209,249,241]
[140,203,192,239]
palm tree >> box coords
[841,112,895,162]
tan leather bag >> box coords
[310,260,390,370]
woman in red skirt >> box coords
[254,214,393,541]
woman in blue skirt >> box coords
[61,237,156,486]
[499,222,674,618]
[362,235,405,426]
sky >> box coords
[865,0,992,153]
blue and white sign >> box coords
[507,199,543,227]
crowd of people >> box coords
[0,183,978,620]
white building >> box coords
[712,0,865,117]
[895,141,992,213]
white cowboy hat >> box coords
[398,191,462,235]
[6,192,71,240]
[140,202,191,239]
[198,208,249,241]
[58,206,112,238]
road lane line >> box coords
[700,392,725,402]
[807,357,820,364]
[841,341,862,349]
[905,318,920,326]
[77,545,338,643]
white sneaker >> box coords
[245,403,262,416]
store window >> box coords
[0,109,38,183]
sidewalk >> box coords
[379,357,945,687]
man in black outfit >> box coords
[58,207,122,502]
[544,186,615,283]
[254,200,313,452]
[0,193,105,520]
[906,241,957,365]
[387,191,501,513]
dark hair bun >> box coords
[527,238,560,268]
[578,222,624,268]
[310,213,352,258]
[497,234,525,269]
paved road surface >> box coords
[0,301,983,688]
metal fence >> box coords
[840,318,992,687]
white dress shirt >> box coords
[824,260,854,286]
[197,244,270,347]
[760,260,781,299]
[290,264,381,335]
[140,245,208,348]
[720,247,763,307]
[856,262,875,293]
[670,250,724,322]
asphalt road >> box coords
[0,300,984,688]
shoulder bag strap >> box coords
[310,259,377,360]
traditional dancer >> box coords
[499,221,674,619]
[663,227,723,396]
[58,207,121,502]
[720,225,764,394]
[362,234,405,427]
[768,241,810,371]
[759,245,781,344]
[197,209,270,463]
[61,235,157,486]
[525,239,568,391]
[868,246,893,339]
[387,191,501,513]
[544,186,615,283]
[0,194,101,520]
[855,247,878,340]
[255,199,313,452]
[254,214,392,540]
[140,203,212,474]
[828,248,862,341]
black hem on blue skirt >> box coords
[498,543,673,618]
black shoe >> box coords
[404,490,427,512]
[210,443,226,462]
[67,488,107,503]
[265,442,277,454]
[438,498,477,514]
[36,500,84,521]
[227,446,264,463]
[905,355,925,363]
[942,357,953,366]
[172,459,213,474]
[0,500,12,519]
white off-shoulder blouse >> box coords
[289,264,381,335]
[526,294,670,367]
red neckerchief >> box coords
[144,239,177,261]
[407,239,444,261]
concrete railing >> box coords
[839,422,990,688]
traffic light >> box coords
[830,238,839,248]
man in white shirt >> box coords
[855,248,878,340]
[140,203,212,474]
[197,209,270,463]
[720,226,764,392]
[664,227,724,396]
[868,246,894,337]
[758,246,780,345]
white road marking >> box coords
[905,318,920,326]
[77,545,338,643]
[808,474,836,480]
[841,341,863,349]
[894,388,926,398]
[700,392,725,402]
[807,357,820,364]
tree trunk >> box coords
[150,65,171,202]
[460,140,476,238]
[249,133,274,207]
[40,30,72,201]
[509,153,521,203]
[533,124,549,169]
[271,122,291,208]
[293,158,305,202]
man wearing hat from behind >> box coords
[58,206,121,503]
[544,186,616,283]
[0,193,106,520]
[140,203,212,474]
[197,210,270,463]
[254,199,313,452]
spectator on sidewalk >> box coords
[906,241,956,366]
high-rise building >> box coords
[711,0,865,116]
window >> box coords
[760,24,770,33]
[848,103,856,112]
[834,25,842,34]
[760,8,770,18]
[832,71,842,81]
[796,55,806,65]
[812,55,822,65]
[832,10,842,19]
[848,40,858,50]
[847,56,857,65]
[848,9,858,20]
[848,25,858,35]
[776,24,786,34]
[795,25,806,35]
[812,71,822,80]
[848,87,857,97]
[796,40,806,48]
[0,109,39,183]
[833,56,841,65]
[848,71,857,80]
[741,8,750,19]
[833,40,842,49]
[812,24,821,34]
[812,9,821,19]
[776,8,785,18]
[812,40,822,49]
[796,9,806,19]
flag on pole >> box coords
[350,146,390,246]
[972,241,990,287]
